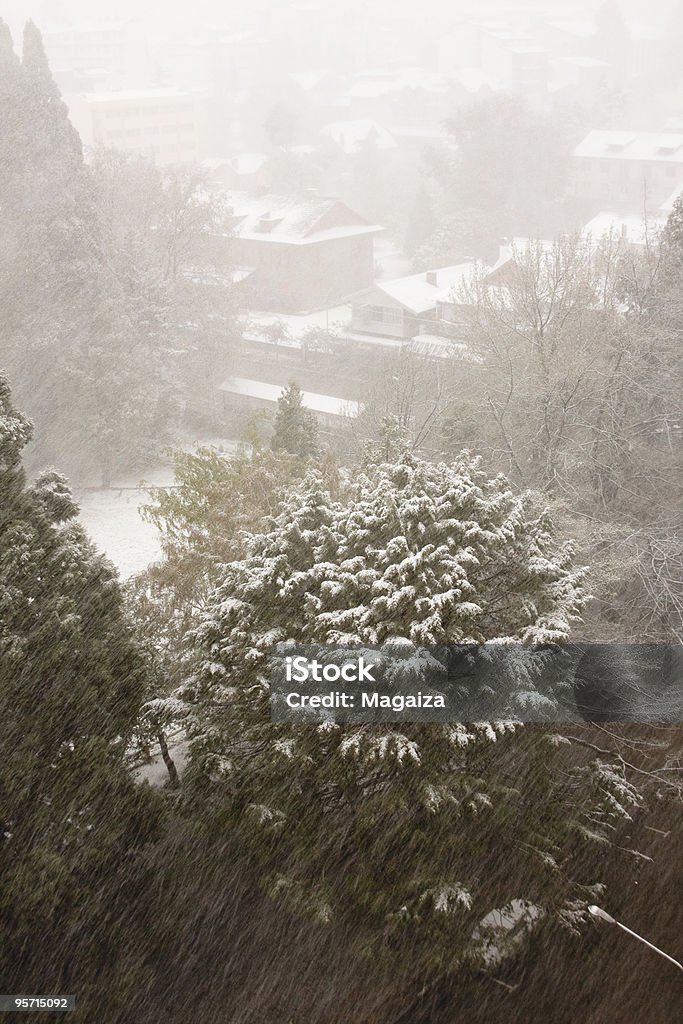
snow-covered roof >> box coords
[320,119,397,154]
[581,212,665,247]
[573,131,683,163]
[219,377,361,418]
[367,264,481,315]
[487,238,556,276]
[242,306,351,337]
[222,192,383,245]
[406,335,482,362]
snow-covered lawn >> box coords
[76,485,164,580]
[75,436,239,579]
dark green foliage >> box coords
[271,381,320,458]
[169,455,657,974]
[0,375,160,980]
[130,443,305,716]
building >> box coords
[202,154,269,192]
[217,193,383,313]
[219,376,362,432]
[65,87,205,164]
[571,131,683,211]
[477,24,550,108]
[351,264,480,340]
[581,211,666,250]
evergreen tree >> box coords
[22,19,82,170]
[0,375,158,980]
[172,453,641,971]
[0,22,178,484]
[132,442,306,755]
[271,381,319,458]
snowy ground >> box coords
[76,486,164,580]
[75,435,239,579]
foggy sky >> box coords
[5,0,679,36]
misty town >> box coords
[2,1,682,1022]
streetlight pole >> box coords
[589,905,683,973]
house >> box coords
[216,192,383,313]
[571,131,683,211]
[581,211,666,249]
[351,264,480,340]
[202,154,269,192]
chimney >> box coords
[621,222,628,239]
[426,270,438,287]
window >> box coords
[366,305,402,325]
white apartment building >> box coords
[66,88,204,165]
[572,131,683,210]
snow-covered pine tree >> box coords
[177,451,640,973]
[271,381,319,458]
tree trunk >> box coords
[156,727,180,788]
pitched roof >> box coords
[223,192,383,245]
[367,264,481,315]
[573,131,683,163]
[581,212,665,246]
